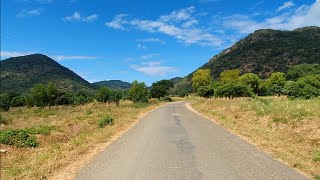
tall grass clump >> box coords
[98,115,114,128]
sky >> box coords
[1,0,319,85]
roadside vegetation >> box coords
[0,79,175,179]
[187,64,320,178]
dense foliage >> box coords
[128,80,149,103]
[93,80,132,90]
[150,80,174,98]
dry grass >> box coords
[0,100,162,180]
[189,96,320,178]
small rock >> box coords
[0,149,7,153]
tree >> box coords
[192,69,212,92]
[11,96,26,107]
[150,80,174,98]
[47,83,59,106]
[31,84,48,107]
[265,72,286,95]
[197,85,215,98]
[110,90,122,105]
[214,83,253,98]
[219,69,240,84]
[284,81,320,99]
[96,86,110,103]
[0,93,11,111]
[287,64,320,80]
[128,80,149,103]
[239,73,261,94]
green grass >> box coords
[314,150,320,162]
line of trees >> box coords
[192,64,320,99]
[0,79,176,112]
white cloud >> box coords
[137,38,166,44]
[16,9,41,17]
[141,53,159,59]
[0,51,98,61]
[105,7,223,47]
[131,61,176,76]
[63,11,98,22]
[224,0,320,34]
[137,43,147,49]
[105,14,128,30]
[0,51,34,58]
[277,1,295,12]
[54,55,98,61]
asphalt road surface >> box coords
[77,102,308,180]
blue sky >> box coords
[1,0,319,85]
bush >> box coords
[314,150,320,162]
[11,96,26,107]
[0,114,11,125]
[98,115,114,128]
[150,80,174,98]
[214,83,253,98]
[197,85,215,98]
[284,81,320,99]
[0,129,38,147]
[160,96,173,102]
[0,93,11,111]
[96,86,110,103]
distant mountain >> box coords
[93,80,132,89]
[174,26,320,93]
[169,77,183,84]
[0,54,94,93]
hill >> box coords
[93,80,132,89]
[0,54,94,93]
[174,26,320,94]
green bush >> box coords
[160,96,173,102]
[214,83,253,98]
[314,150,320,162]
[26,125,59,135]
[197,85,215,98]
[96,86,110,103]
[0,129,38,147]
[11,96,26,107]
[98,115,114,128]
[284,81,320,99]
[128,80,149,103]
[0,114,12,125]
[0,93,11,111]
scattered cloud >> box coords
[105,7,223,47]
[140,53,159,59]
[63,11,98,22]
[16,9,41,17]
[277,1,295,12]
[105,14,128,30]
[137,43,147,49]
[223,0,320,34]
[136,38,166,44]
[0,51,34,58]
[131,61,177,76]
[0,51,99,61]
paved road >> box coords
[77,102,308,180]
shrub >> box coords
[197,85,215,98]
[284,81,320,99]
[0,129,38,147]
[98,115,114,128]
[214,83,253,98]
[0,93,11,111]
[151,80,174,98]
[314,150,320,162]
[11,96,26,107]
[96,86,110,103]
[160,96,173,102]
[0,114,12,125]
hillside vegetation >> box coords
[174,26,320,94]
[93,80,132,90]
[0,54,94,93]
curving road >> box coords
[77,102,307,180]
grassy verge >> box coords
[189,96,320,178]
[0,100,162,179]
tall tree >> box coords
[128,80,149,103]
[192,69,212,92]
[219,69,240,84]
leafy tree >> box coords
[110,90,123,105]
[31,84,48,107]
[287,64,320,80]
[219,69,240,84]
[55,91,74,105]
[128,80,149,103]
[197,85,215,98]
[96,86,110,103]
[267,72,286,87]
[239,73,261,94]
[298,74,320,89]
[47,83,59,106]
[192,69,212,92]
[284,81,320,99]
[0,93,11,111]
[11,96,26,107]
[150,80,174,98]
[214,83,253,98]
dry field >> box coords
[189,96,320,179]
[0,100,162,179]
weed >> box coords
[98,115,114,128]
[273,116,288,123]
[0,113,12,125]
[314,150,320,162]
[85,109,93,115]
[26,125,60,135]
[314,175,320,180]
[0,129,38,147]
